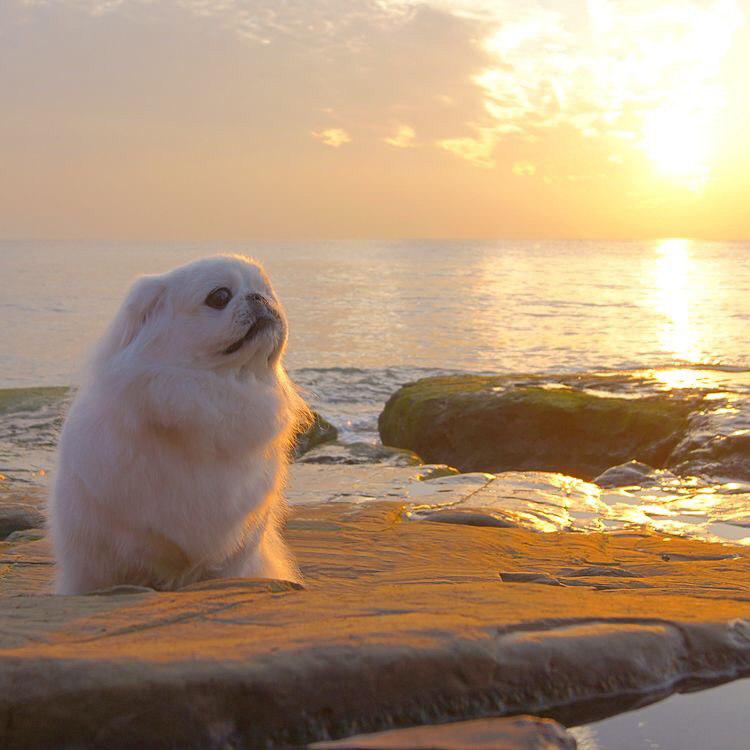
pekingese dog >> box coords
[49,254,310,594]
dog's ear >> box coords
[110,274,167,352]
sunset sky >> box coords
[2,0,749,241]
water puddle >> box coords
[405,467,750,545]
[569,678,750,750]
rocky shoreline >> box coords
[1,370,750,748]
[1,463,749,748]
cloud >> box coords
[384,124,416,148]
[13,1,415,45]
[19,0,126,13]
[438,127,497,168]
[311,128,352,147]
[440,0,746,173]
[512,161,535,176]
[7,0,748,185]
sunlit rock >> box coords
[1,463,749,748]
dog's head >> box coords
[100,254,288,370]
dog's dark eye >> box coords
[205,287,232,310]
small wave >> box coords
[0,386,70,416]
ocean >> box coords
[1,237,750,486]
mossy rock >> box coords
[378,375,701,480]
[294,413,338,457]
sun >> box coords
[641,104,714,191]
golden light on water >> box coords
[652,368,704,391]
[651,238,698,364]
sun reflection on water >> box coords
[649,368,703,391]
[651,238,699,365]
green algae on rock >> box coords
[379,375,700,480]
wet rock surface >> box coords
[1,465,749,749]
[294,412,339,457]
[404,467,750,543]
[378,374,701,480]
[0,487,46,541]
[0,503,45,540]
[669,394,750,481]
[593,460,675,488]
[298,441,422,466]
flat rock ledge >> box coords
[1,465,749,749]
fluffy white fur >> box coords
[49,254,310,595]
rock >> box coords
[669,401,750,481]
[0,504,45,540]
[379,375,699,480]
[593,461,675,488]
[3,529,45,543]
[310,715,577,749]
[298,441,422,466]
[1,464,749,749]
[415,464,460,481]
[500,571,564,586]
[294,412,339,457]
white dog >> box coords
[49,254,310,594]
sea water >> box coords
[2,238,750,486]
[2,237,750,431]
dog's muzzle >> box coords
[223,294,281,355]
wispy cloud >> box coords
[312,128,352,147]
[4,0,750,240]
[384,124,416,148]
[431,0,745,175]
[438,127,497,168]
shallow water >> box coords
[406,469,750,547]
[570,678,750,750]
